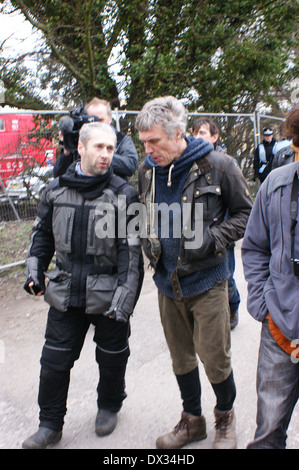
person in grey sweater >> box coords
[242,159,299,449]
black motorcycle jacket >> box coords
[25,162,142,321]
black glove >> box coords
[103,286,132,323]
[24,256,46,295]
[23,277,45,295]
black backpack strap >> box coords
[290,170,298,261]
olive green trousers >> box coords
[158,281,232,384]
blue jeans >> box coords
[247,320,299,449]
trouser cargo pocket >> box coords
[44,268,72,312]
[86,274,118,314]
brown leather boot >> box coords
[213,407,237,449]
[156,411,207,449]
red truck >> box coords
[0,113,56,184]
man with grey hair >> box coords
[136,96,252,449]
[22,122,143,448]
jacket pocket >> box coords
[85,274,118,314]
[53,206,75,253]
[263,276,275,296]
[44,268,72,312]
[86,209,117,258]
[194,185,222,218]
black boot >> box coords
[95,409,118,436]
[95,345,129,437]
[22,426,62,449]
[96,346,129,412]
[38,367,70,431]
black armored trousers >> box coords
[38,307,130,432]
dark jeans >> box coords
[38,307,130,432]
[227,243,240,314]
[247,320,299,449]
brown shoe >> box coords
[156,411,207,449]
[213,407,237,449]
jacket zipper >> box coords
[77,199,85,305]
[278,188,283,273]
[65,212,72,245]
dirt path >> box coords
[1,244,298,450]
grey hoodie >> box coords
[242,162,299,340]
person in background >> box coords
[85,98,138,180]
[273,120,292,155]
[192,117,224,152]
[192,117,240,329]
[137,96,252,450]
[253,127,277,184]
[22,122,142,449]
[272,106,299,169]
[53,115,77,177]
[54,98,138,180]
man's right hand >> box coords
[24,279,44,296]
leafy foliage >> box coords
[0,0,298,113]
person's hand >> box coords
[102,286,131,323]
[24,278,45,296]
[28,281,44,296]
[103,305,129,323]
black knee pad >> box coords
[96,345,130,369]
[40,344,78,372]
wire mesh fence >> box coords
[0,108,283,223]
[0,111,62,221]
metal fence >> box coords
[0,108,284,222]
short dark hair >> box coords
[192,117,219,136]
[86,97,112,118]
[284,105,299,146]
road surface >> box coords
[0,241,298,450]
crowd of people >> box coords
[21,97,299,450]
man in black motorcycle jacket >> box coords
[22,122,143,449]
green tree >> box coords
[0,0,298,112]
